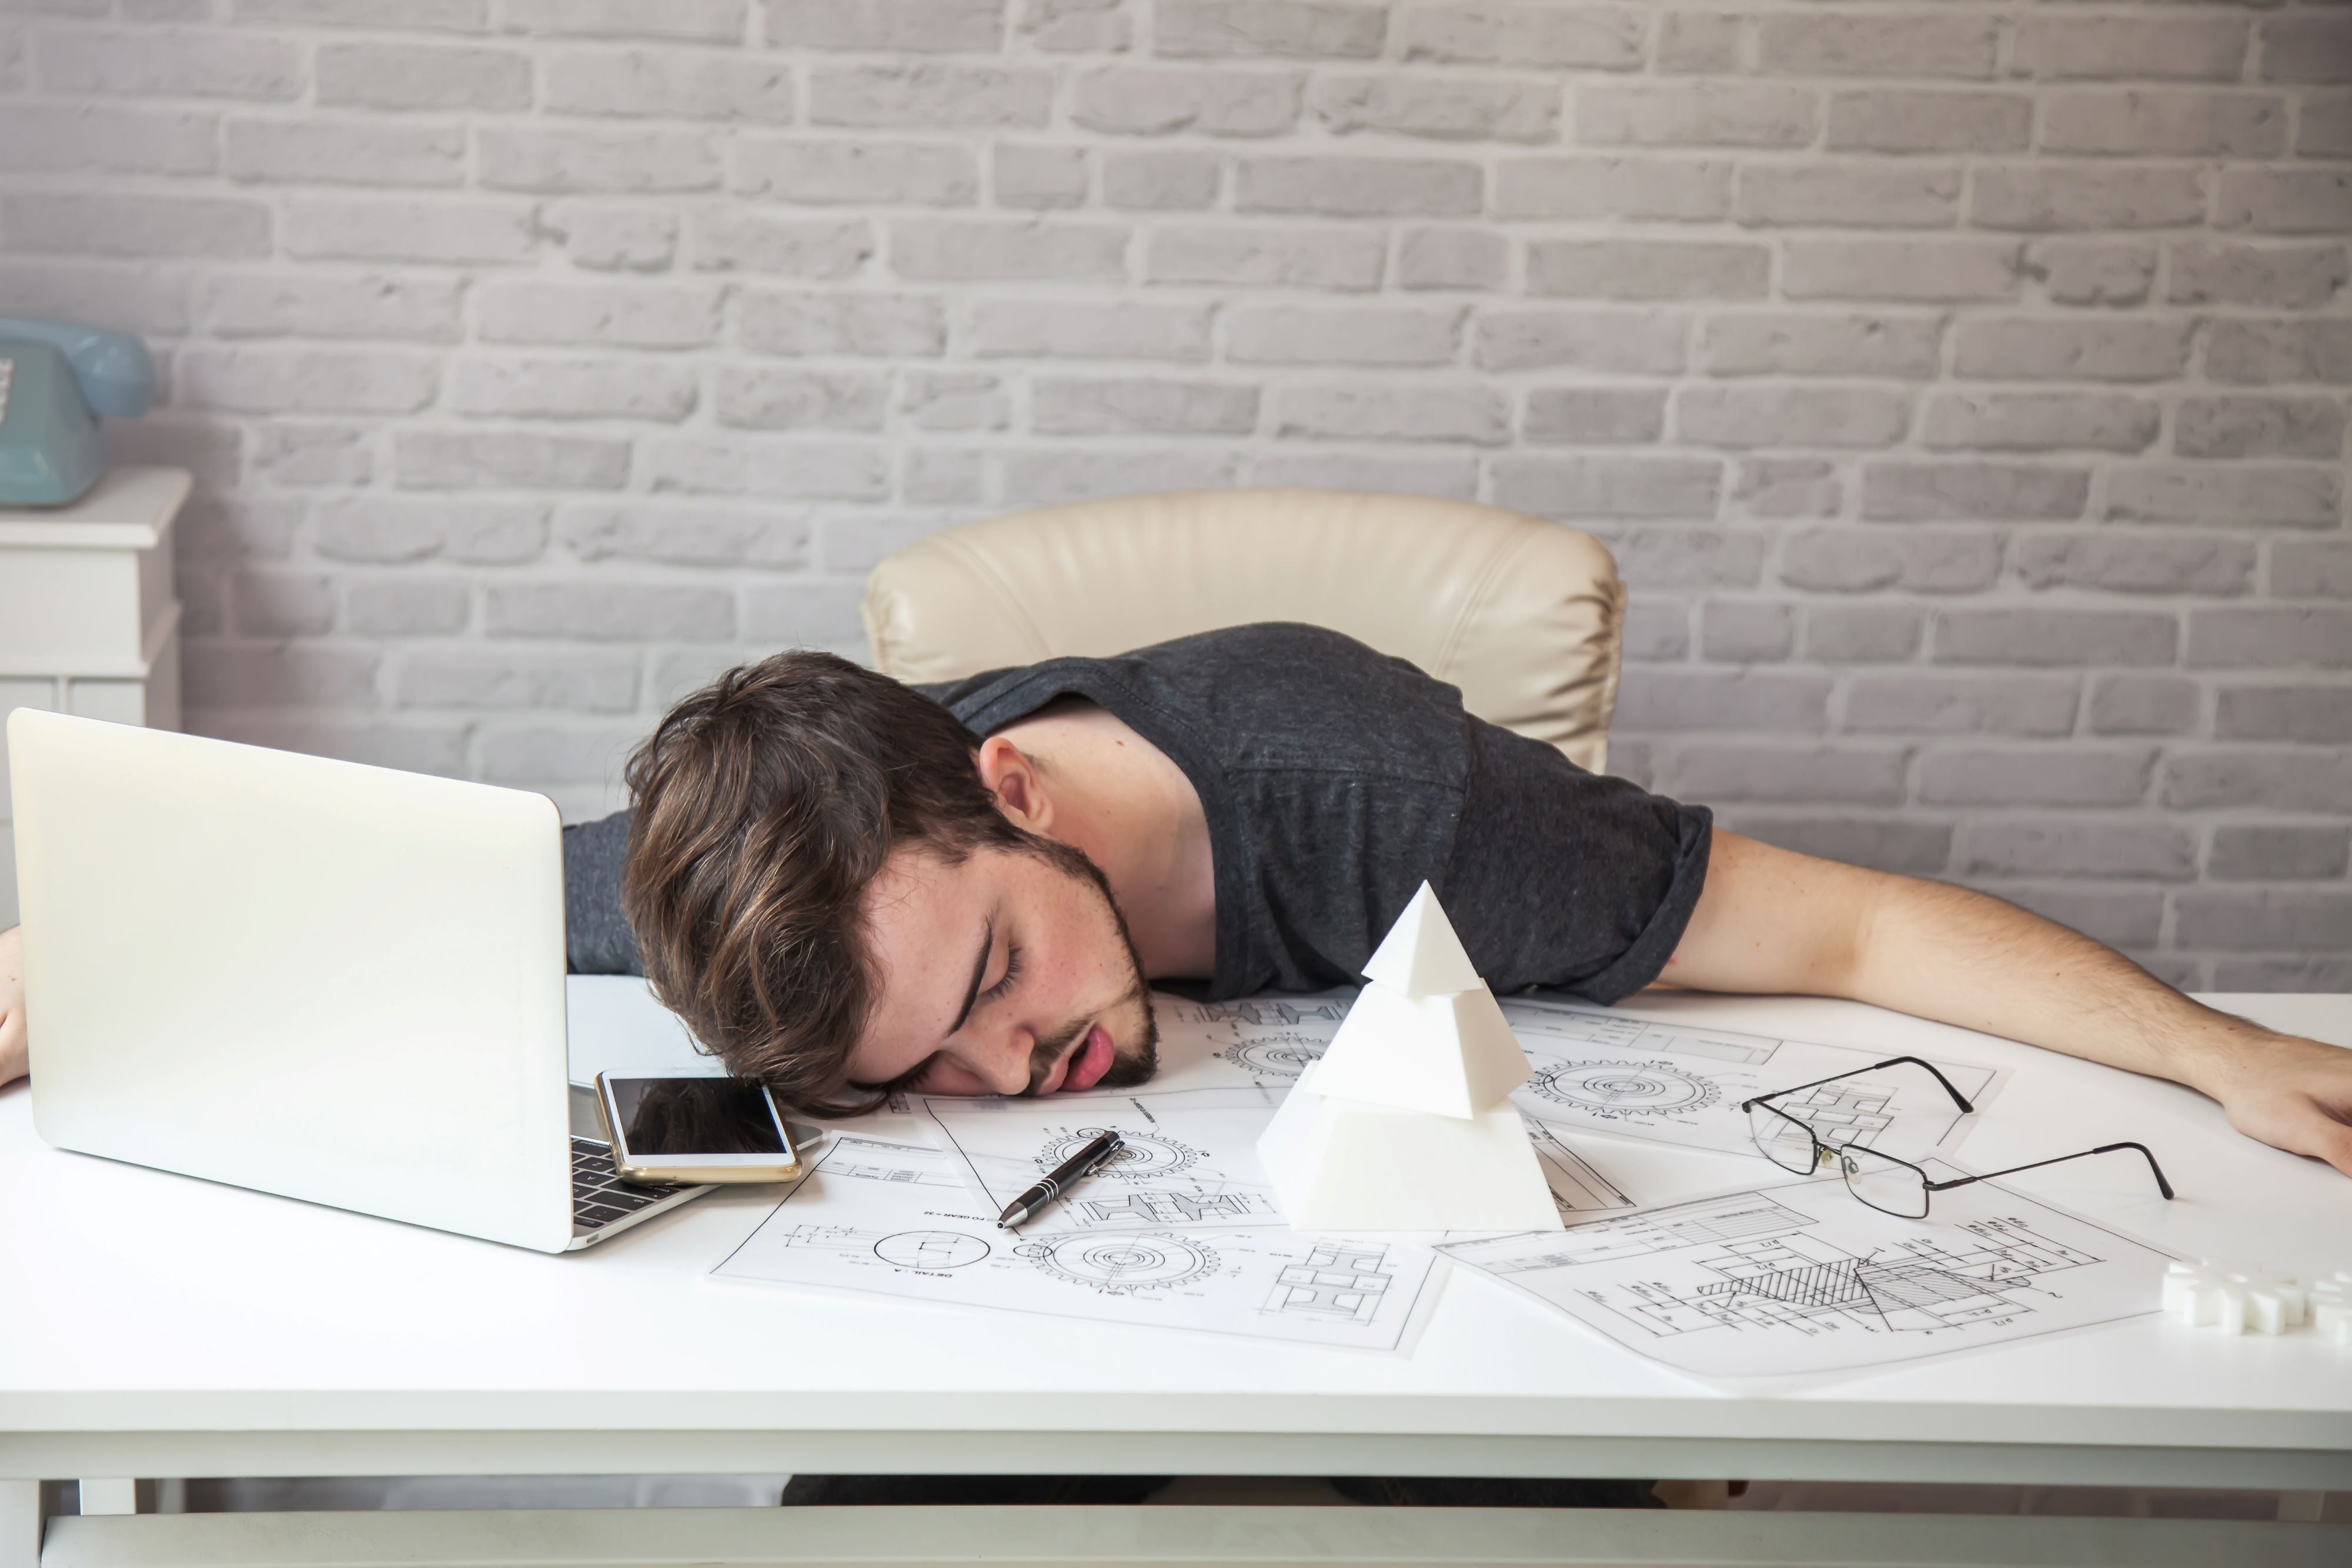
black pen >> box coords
[997,1131,1124,1229]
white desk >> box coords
[4,986,2348,1567]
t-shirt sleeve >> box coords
[561,809,644,976]
[1441,724,1712,1004]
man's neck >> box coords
[993,701,1218,981]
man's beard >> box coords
[1017,833,1161,1095]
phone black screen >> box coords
[608,1077,789,1156]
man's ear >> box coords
[975,735,1053,833]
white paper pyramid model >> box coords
[1257,884,1563,1233]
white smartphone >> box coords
[593,1073,803,1185]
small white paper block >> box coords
[2164,1261,2310,1336]
[1360,881,1484,998]
[1307,982,1534,1119]
[1258,1065,1564,1233]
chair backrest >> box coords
[862,488,1626,774]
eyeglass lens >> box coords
[1836,1145,1931,1219]
[1747,1102,1823,1173]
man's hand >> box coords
[2200,1032,2352,1180]
[0,925,24,1089]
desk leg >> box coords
[1,1479,40,1568]
[75,1482,135,1517]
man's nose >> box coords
[974,1024,1036,1096]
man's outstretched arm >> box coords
[1659,828,2352,1179]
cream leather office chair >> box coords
[863,489,1625,774]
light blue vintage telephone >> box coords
[0,317,158,507]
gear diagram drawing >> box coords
[1018,1234,1221,1293]
[873,1231,991,1270]
[1217,1031,1331,1081]
[1038,1128,1202,1181]
[1526,1058,1721,1117]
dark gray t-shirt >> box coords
[562,624,1712,1003]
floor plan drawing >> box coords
[1437,1172,2176,1379]
[713,1135,1440,1352]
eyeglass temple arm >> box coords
[1743,1055,1975,1115]
[1925,1142,2175,1201]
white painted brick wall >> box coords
[3,0,2346,989]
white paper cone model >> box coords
[1257,882,1562,1233]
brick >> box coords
[283,196,536,264]
[2014,534,2254,596]
[2217,169,2352,236]
[1071,68,1302,136]
[817,512,952,573]
[763,0,1004,52]
[1576,83,1815,149]
[2029,242,2157,308]
[690,213,871,277]
[1698,314,1941,380]
[1611,670,1831,733]
[1225,305,1461,366]
[1603,529,1770,590]
[0,260,188,336]
[2216,685,2352,743]
[184,714,467,775]
[1724,817,1953,875]
[1102,149,1219,211]
[1495,157,1732,222]
[1035,376,1258,436]
[733,140,975,206]
[1524,389,1665,445]
[1972,168,2206,232]
[223,117,463,188]
[38,25,302,99]
[2273,540,2352,599]
[2012,17,2249,82]
[2104,465,2342,527]
[2209,825,2350,881]
[2213,957,2352,990]
[487,583,735,641]
[111,423,248,498]
[1274,384,1504,444]
[1157,1,1384,59]
[1020,0,1129,53]
[1959,820,2194,880]
[1955,320,2191,385]
[1984,887,2165,951]
[480,127,720,195]
[1491,455,1721,520]
[1771,14,1999,76]
[1825,91,2030,156]
[1528,240,1768,301]
[1845,672,2079,736]
[557,502,810,569]
[1676,386,1911,450]
[2259,14,2352,83]
[182,646,380,710]
[1782,529,2004,594]
[232,570,335,638]
[1621,600,1689,662]
[393,431,630,491]
[640,437,889,500]
[551,203,682,272]
[2300,91,2352,158]
[455,355,699,422]
[1656,12,1740,75]
[2165,751,2352,813]
[995,145,1090,208]
[2088,674,2201,737]
[1696,602,1795,663]
[1661,742,1903,804]
[1398,4,1644,69]
[740,583,871,648]
[1924,392,2157,454]
[810,64,1052,128]
[198,273,462,342]
[2168,242,2348,309]
[2176,396,2345,460]
[1805,605,1920,663]
[480,723,657,787]
[2206,321,2352,385]
[1783,240,2020,303]
[1235,155,1481,217]
[476,280,720,347]
[1732,458,1840,519]
[346,579,470,637]
[544,47,794,121]
[0,103,218,175]
[1474,309,1685,373]
[890,220,1127,282]
[1309,74,1557,142]
[740,290,946,357]
[2,193,269,259]
[1146,225,1383,290]
[502,0,743,40]
[1883,451,2112,520]
[1247,450,1477,500]
[2173,890,2352,952]
[1922,747,2154,809]
[1935,607,2176,667]
[997,447,1241,507]
[397,650,639,713]
[316,42,528,109]
[2043,91,2286,159]
[239,0,488,27]
[253,423,375,488]
[972,299,1210,359]
[2188,607,2352,669]
[1736,165,1960,229]
[179,346,439,415]
[898,371,1008,431]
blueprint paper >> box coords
[1435,1168,2177,1379]
[713,1134,1441,1352]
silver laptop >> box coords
[9,708,710,1253]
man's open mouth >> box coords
[1054,1023,1116,1094]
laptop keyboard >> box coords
[570,1136,675,1229]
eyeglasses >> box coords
[1740,1055,2176,1219]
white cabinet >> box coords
[0,466,191,929]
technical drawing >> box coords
[1526,1121,1636,1213]
[1168,998,1347,1028]
[1755,1082,1895,1156]
[1039,1128,1202,1181]
[1526,1059,1721,1116]
[1018,1234,1221,1293]
[1264,1242,1395,1323]
[1500,997,1781,1065]
[1217,1031,1331,1080]
[825,1144,967,1188]
[1068,1189,1258,1226]
[873,1230,990,1270]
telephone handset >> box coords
[0,316,158,507]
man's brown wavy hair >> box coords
[618,651,1029,1115]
